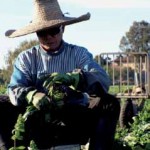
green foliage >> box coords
[28,140,38,150]
[109,85,133,95]
[9,107,38,150]
[0,40,39,84]
[23,105,38,121]
[119,20,150,52]
[0,85,7,94]
[9,114,26,150]
[9,146,26,150]
[114,100,150,150]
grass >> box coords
[0,85,7,94]
[109,85,134,95]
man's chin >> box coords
[42,46,57,51]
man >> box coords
[4,0,120,149]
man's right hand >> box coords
[26,90,51,110]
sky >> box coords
[1,0,150,69]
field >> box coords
[0,86,150,150]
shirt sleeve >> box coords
[7,52,35,106]
[77,48,111,92]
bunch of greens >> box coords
[9,72,79,150]
[114,99,150,150]
[9,106,38,150]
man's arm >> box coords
[7,53,51,110]
[78,48,110,92]
[8,54,35,106]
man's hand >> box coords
[32,92,51,110]
[26,90,51,110]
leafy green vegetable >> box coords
[115,99,150,150]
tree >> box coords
[119,20,150,52]
[0,40,39,84]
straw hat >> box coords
[5,0,91,38]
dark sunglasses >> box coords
[37,26,62,37]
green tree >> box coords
[1,40,39,84]
[119,20,150,52]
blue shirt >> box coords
[8,41,110,105]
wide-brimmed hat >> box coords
[5,0,91,38]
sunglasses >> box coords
[37,26,62,37]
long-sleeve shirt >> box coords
[8,41,110,106]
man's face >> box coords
[36,26,64,51]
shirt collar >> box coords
[39,40,65,56]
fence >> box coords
[99,52,150,99]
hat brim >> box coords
[5,13,90,38]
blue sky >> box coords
[1,0,150,68]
